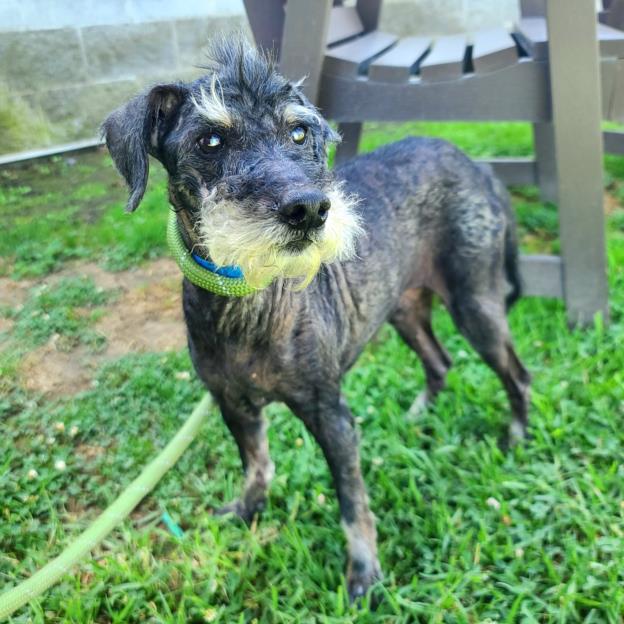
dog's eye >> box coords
[197,133,223,152]
[290,126,307,145]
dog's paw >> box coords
[499,420,531,451]
[213,499,262,525]
[506,420,529,447]
[213,499,247,519]
[347,558,382,604]
[406,391,430,420]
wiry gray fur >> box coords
[103,36,530,602]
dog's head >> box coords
[103,37,362,289]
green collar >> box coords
[166,211,255,297]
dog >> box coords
[103,37,530,601]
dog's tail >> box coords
[504,220,522,311]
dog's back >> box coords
[333,136,519,309]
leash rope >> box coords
[0,393,213,621]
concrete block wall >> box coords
[0,0,519,155]
[380,0,518,37]
[0,1,246,153]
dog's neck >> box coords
[210,277,297,338]
[169,186,207,257]
[168,185,262,298]
[168,187,306,335]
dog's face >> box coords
[104,39,362,288]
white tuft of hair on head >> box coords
[197,182,363,290]
[191,75,233,128]
[292,75,307,89]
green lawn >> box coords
[1,122,624,623]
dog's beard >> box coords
[197,183,363,289]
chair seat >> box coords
[324,20,624,82]
[317,15,624,123]
[324,26,522,83]
[516,17,624,60]
[325,31,398,76]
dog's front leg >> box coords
[291,394,381,601]
[215,398,274,524]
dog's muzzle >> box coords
[278,189,330,231]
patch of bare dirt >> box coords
[604,191,621,215]
[20,343,97,396]
[0,317,14,335]
[76,444,107,461]
[50,257,181,291]
[0,276,32,308]
[95,276,185,358]
[9,258,187,398]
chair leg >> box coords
[334,122,363,167]
[279,0,332,102]
[603,130,624,154]
[532,122,558,203]
[547,0,609,325]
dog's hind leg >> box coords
[448,293,531,446]
[215,398,274,523]
[390,287,452,418]
[290,394,381,602]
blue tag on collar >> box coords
[191,252,244,279]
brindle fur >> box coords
[103,38,530,601]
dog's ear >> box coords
[103,84,187,212]
[314,115,341,162]
[321,120,341,145]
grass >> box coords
[1,121,624,622]
[6,276,112,351]
[0,151,168,278]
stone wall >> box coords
[0,1,246,154]
[380,0,518,36]
[0,0,519,155]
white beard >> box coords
[197,183,363,289]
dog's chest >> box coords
[184,285,302,400]
[194,336,297,404]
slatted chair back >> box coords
[327,5,366,45]
[520,0,545,17]
[243,1,382,57]
[242,0,286,58]
[244,0,384,100]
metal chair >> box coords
[244,0,621,324]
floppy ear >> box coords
[103,84,187,212]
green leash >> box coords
[0,394,213,620]
[166,211,255,297]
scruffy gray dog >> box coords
[104,38,530,600]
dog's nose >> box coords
[278,190,330,230]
